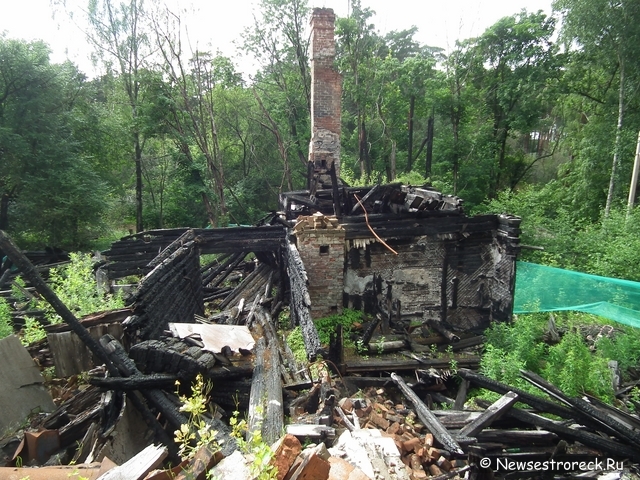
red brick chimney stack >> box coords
[309,8,342,185]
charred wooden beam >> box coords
[345,356,480,373]
[207,252,247,288]
[457,368,575,420]
[476,399,640,463]
[88,373,180,390]
[520,369,640,447]
[458,391,519,438]
[285,241,321,360]
[391,372,464,454]
[100,334,187,431]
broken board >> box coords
[0,335,56,433]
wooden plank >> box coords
[458,391,519,437]
[453,379,470,410]
[96,444,168,480]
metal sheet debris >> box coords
[169,323,255,353]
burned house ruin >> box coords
[6,9,640,480]
[95,7,521,363]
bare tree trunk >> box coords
[426,114,434,179]
[407,95,415,172]
[134,134,144,232]
[605,58,625,218]
[390,141,397,181]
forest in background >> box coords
[1,0,640,281]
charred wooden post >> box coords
[285,241,322,360]
[390,373,464,455]
[0,230,119,376]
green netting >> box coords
[514,261,640,328]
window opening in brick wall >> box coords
[319,245,330,255]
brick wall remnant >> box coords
[293,213,345,319]
[309,8,342,185]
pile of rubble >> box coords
[0,222,639,479]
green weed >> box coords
[174,374,219,460]
[0,297,13,340]
[313,308,362,345]
[36,252,124,324]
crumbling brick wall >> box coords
[294,215,345,319]
[309,8,342,180]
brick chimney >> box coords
[309,8,342,186]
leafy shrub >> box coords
[39,252,124,323]
[286,327,306,363]
[21,316,46,346]
[595,329,640,380]
[481,315,547,392]
[544,330,614,402]
[314,308,363,345]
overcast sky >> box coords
[0,0,554,77]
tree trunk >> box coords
[426,114,434,179]
[0,192,11,231]
[390,141,397,181]
[407,95,415,172]
[134,133,144,233]
[605,57,625,218]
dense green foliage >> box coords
[0,0,637,262]
[40,253,124,324]
[0,298,13,339]
[481,311,640,403]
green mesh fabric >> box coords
[514,261,640,328]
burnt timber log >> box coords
[285,241,322,360]
[346,355,480,374]
[476,399,640,463]
[88,373,180,390]
[520,369,640,448]
[218,263,273,311]
[203,252,246,288]
[125,235,203,341]
[457,368,576,420]
[102,226,285,279]
[247,336,284,446]
[391,373,464,455]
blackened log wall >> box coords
[124,230,204,340]
[341,215,519,332]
